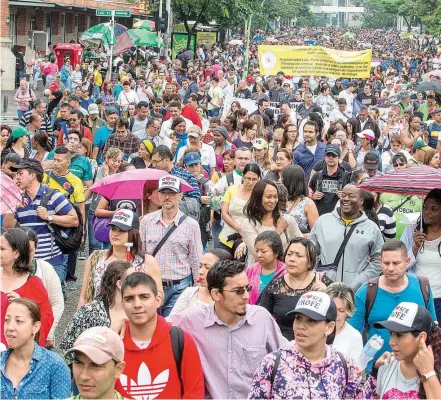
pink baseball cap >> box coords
[65,326,124,364]
[356,129,375,141]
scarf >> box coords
[173,131,188,163]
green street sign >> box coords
[95,10,131,17]
[96,10,112,16]
[114,10,131,17]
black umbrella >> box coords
[416,81,441,94]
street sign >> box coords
[95,10,131,17]
[114,10,131,17]
[96,10,112,16]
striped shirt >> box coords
[170,165,201,202]
[19,110,53,135]
[14,185,73,264]
[377,205,397,240]
[140,209,202,280]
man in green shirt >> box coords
[417,94,439,121]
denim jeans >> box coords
[33,71,40,90]
[64,252,78,282]
[211,219,222,249]
[159,274,193,317]
[51,261,67,292]
[17,109,25,120]
[207,108,220,117]
[87,209,103,255]
[434,298,441,323]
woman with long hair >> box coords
[240,179,303,265]
[0,124,12,154]
[196,105,210,135]
[372,191,397,240]
[223,115,239,142]
[142,180,161,216]
[373,302,441,399]
[171,117,189,163]
[78,209,159,308]
[29,130,53,162]
[325,282,363,363]
[401,114,424,150]
[250,114,266,138]
[232,119,257,149]
[170,249,232,315]
[362,190,381,228]
[100,81,117,110]
[229,100,241,118]
[0,228,53,347]
[280,124,300,152]
[218,163,261,255]
[266,148,292,182]
[283,165,319,233]
[402,189,441,321]
[62,261,136,364]
[259,237,331,340]
[212,126,235,173]
[246,231,286,305]
[1,299,70,399]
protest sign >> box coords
[197,32,217,46]
[258,45,372,78]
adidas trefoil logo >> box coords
[119,362,169,400]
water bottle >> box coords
[358,334,384,370]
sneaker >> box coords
[66,280,78,291]
[78,250,87,260]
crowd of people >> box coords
[1,24,441,399]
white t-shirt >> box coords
[118,90,139,108]
[306,144,318,155]
[376,358,419,399]
[332,322,363,367]
[176,142,216,169]
[159,117,194,140]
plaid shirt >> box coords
[102,132,140,160]
[140,209,202,280]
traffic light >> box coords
[156,10,168,33]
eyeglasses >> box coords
[221,285,252,296]
[393,163,405,167]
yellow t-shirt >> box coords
[219,185,241,248]
[44,172,85,204]
[341,216,356,226]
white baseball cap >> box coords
[374,302,434,333]
[286,291,337,322]
[158,175,181,193]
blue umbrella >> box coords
[253,35,264,41]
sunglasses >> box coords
[393,163,405,167]
[222,285,252,296]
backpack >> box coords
[198,177,211,231]
[269,350,348,397]
[364,275,431,329]
[226,172,235,187]
[170,326,184,396]
[40,187,84,254]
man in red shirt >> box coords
[164,97,202,129]
[57,109,92,146]
[116,272,204,399]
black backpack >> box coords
[40,187,84,255]
[170,326,184,395]
[364,276,431,329]
[198,177,211,231]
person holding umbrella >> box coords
[402,189,441,321]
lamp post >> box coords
[243,0,266,79]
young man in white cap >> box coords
[87,103,105,137]
[65,326,126,400]
[140,175,202,316]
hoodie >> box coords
[115,316,204,399]
[309,209,384,290]
[248,343,377,399]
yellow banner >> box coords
[258,45,372,78]
[196,32,217,46]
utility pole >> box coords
[165,0,172,56]
[158,0,163,52]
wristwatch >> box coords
[48,215,54,222]
[421,371,437,382]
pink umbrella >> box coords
[0,171,22,215]
[89,168,194,200]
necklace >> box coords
[287,272,311,291]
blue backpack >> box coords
[60,67,69,83]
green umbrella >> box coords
[342,32,356,39]
[127,29,164,47]
[80,22,127,49]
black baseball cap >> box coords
[325,144,341,156]
[10,158,44,174]
[364,152,379,170]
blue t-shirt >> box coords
[427,122,441,149]
[94,124,115,164]
[349,273,436,371]
[259,271,276,294]
[79,97,94,111]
